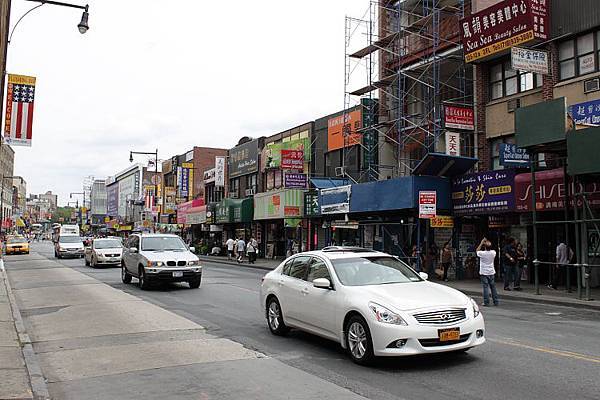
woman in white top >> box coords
[476,237,499,306]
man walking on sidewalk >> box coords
[226,237,235,260]
[236,237,246,263]
[503,237,518,291]
[550,237,573,290]
[477,237,499,306]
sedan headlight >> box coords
[188,260,200,266]
[470,298,480,318]
[368,302,408,325]
[59,247,65,251]
[147,261,164,267]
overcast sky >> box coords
[7,0,370,205]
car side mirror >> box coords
[419,272,429,280]
[189,247,195,253]
[313,278,332,289]
[129,247,138,253]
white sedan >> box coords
[260,247,485,364]
[85,238,123,268]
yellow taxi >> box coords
[5,236,30,255]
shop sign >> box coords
[176,200,194,224]
[284,173,307,189]
[284,206,301,217]
[568,99,600,126]
[461,0,549,63]
[444,105,474,131]
[511,46,549,75]
[229,140,259,178]
[500,143,531,167]
[281,150,304,170]
[331,220,359,230]
[515,168,600,211]
[264,138,311,169]
[445,132,461,156]
[327,110,362,151]
[320,185,351,214]
[164,186,176,214]
[452,169,516,215]
[203,167,216,183]
[304,191,320,216]
[430,215,454,228]
[215,202,231,223]
[215,157,226,186]
[419,191,437,219]
[489,214,519,228]
[106,183,119,217]
[253,189,305,220]
[177,165,192,198]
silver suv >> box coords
[121,233,202,289]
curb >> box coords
[1,259,51,400]
[199,257,600,311]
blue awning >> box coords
[413,153,478,177]
[310,177,350,189]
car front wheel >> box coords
[188,277,201,289]
[138,267,150,290]
[121,263,132,284]
[266,297,289,335]
[346,315,375,365]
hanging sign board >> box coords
[511,47,549,75]
[419,191,437,219]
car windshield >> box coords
[141,236,187,251]
[59,236,83,244]
[94,239,122,249]
[331,256,422,286]
[7,237,27,244]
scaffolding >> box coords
[345,0,472,178]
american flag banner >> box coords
[4,74,36,147]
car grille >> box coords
[177,260,187,267]
[165,261,187,267]
[156,271,199,280]
[419,333,471,347]
[166,261,176,267]
[413,309,466,325]
[104,254,120,258]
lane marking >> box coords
[489,338,600,364]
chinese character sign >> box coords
[284,173,307,189]
[281,149,304,170]
[327,110,362,151]
[452,170,516,215]
[445,132,461,157]
[500,143,531,167]
[4,74,36,147]
[461,0,549,63]
[418,191,437,219]
[568,99,600,126]
[228,140,259,178]
[511,46,549,75]
[444,105,474,130]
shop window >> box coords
[559,31,600,80]
[299,130,309,139]
[246,174,257,193]
[229,178,239,198]
[489,60,542,100]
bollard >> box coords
[0,257,4,271]
[533,259,540,295]
[584,265,592,301]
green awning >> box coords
[215,198,253,224]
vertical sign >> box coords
[4,74,36,147]
[215,156,225,187]
[445,132,461,156]
[183,162,194,198]
[419,191,437,219]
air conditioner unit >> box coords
[507,98,521,113]
[335,166,345,177]
[584,77,600,93]
[245,188,255,196]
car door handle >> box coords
[278,279,285,286]
[301,287,309,295]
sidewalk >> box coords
[0,259,36,400]
[2,251,367,400]
[199,255,600,311]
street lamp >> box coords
[129,149,159,232]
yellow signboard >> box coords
[430,215,454,228]
[465,30,534,63]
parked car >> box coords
[121,233,202,290]
[5,236,30,255]
[260,247,485,365]
[85,237,123,268]
[55,235,85,259]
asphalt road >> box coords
[33,242,600,400]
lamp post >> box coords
[129,149,159,232]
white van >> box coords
[59,224,80,236]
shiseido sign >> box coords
[461,0,549,63]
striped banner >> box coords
[4,74,36,147]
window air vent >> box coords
[507,98,521,113]
[584,78,600,94]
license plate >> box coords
[438,328,460,342]
[173,271,183,278]
[110,258,117,261]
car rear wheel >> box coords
[266,297,289,335]
[346,315,375,365]
[138,267,150,290]
[121,263,132,284]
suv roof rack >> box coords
[321,246,375,253]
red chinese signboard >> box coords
[461,0,549,63]
[419,191,437,219]
[444,105,474,130]
[515,168,600,212]
[281,149,304,170]
[284,206,301,217]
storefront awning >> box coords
[215,198,253,223]
[310,177,350,189]
[413,153,478,177]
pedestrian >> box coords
[476,237,499,306]
[429,243,439,277]
[441,241,453,282]
[514,242,526,291]
[503,237,518,291]
[236,237,246,263]
[549,237,574,290]
[246,237,257,264]
[226,237,235,260]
